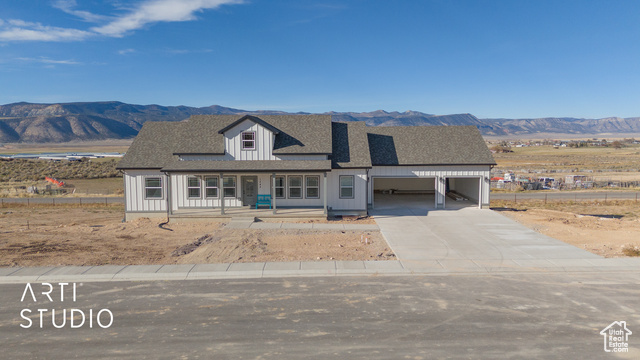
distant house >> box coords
[117,115,495,220]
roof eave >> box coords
[218,115,281,134]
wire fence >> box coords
[491,191,640,203]
[0,197,124,207]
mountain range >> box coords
[1,101,639,143]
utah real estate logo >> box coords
[600,321,632,353]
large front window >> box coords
[144,177,163,199]
[288,176,302,199]
[205,176,218,198]
[187,176,201,198]
[223,176,236,198]
[306,176,319,199]
[241,131,255,150]
[339,175,354,199]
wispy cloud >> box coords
[0,0,243,42]
[118,48,136,55]
[0,20,92,42]
[165,48,213,54]
[52,0,110,23]
[15,57,82,65]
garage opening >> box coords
[372,177,436,209]
[445,177,480,208]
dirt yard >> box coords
[0,205,391,267]
[494,200,640,258]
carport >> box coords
[445,176,482,209]
[371,176,437,209]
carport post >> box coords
[323,172,327,215]
[272,173,277,215]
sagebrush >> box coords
[0,158,121,182]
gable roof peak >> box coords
[218,114,281,134]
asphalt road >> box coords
[1,273,638,359]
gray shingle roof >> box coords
[116,121,181,169]
[331,121,372,168]
[118,115,495,171]
[366,125,496,166]
[161,160,332,172]
[174,114,332,155]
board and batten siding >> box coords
[368,165,491,207]
[124,170,167,212]
[170,173,325,210]
[327,169,367,211]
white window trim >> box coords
[274,175,286,199]
[204,176,219,199]
[305,175,320,199]
[223,176,237,198]
[339,175,354,199]
[187,176,201,199]
[144,176,163,200]
[288,175,303,199]
[241,131,256,151]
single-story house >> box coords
[116,114,496,220]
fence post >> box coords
[52,198,55,206]
[605,193,607,203]
[79,198,82,206]
[545,194,547,204]
[105,197,108,206]
[514,193,517,204]
[636,193,638,203]
[27,198,29,207]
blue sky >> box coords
[1,0,639,119]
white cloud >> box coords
[0,0,242,42]
[91,0,243,37]
[52,0,110,23]
[0,20,92,41]
[165,48,213,54]
[118,48,136,55]
[16,57,81,65]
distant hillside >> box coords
[1,101,639,142]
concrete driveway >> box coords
[370,194,602,271]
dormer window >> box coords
[241,131,256,150]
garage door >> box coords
[372,177,436,209]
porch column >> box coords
[323,172,327,215]
[220,173,225,215]
[272,173,277,215]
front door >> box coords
[242,176,258,207]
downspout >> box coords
[163,171,171,218]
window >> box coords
[223,176,236,198]
[339,175,354,199]
[205,176,218,198]
[274,176,285,198]
[241,131,255,150]
[288,176,302,199]
[144,177,163,199]
[187,176,201,198]
[306,176,319,199]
